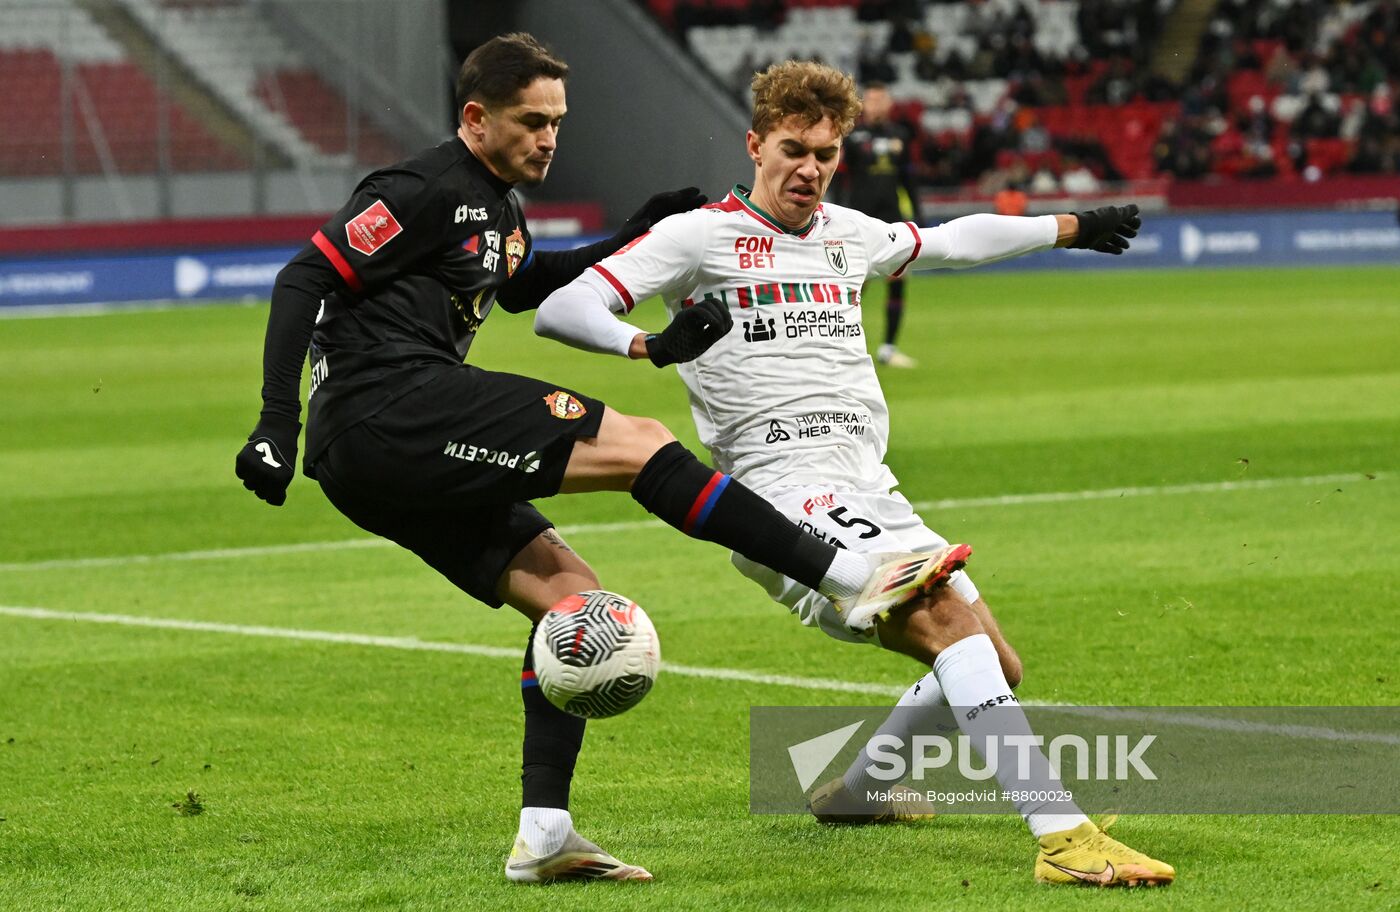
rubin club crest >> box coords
[824,239,848,275]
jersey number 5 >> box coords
[828,506,881,539]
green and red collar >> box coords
[720,184,819,238]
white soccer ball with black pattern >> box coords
[532,591,660,719]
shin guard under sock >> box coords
[521,624,586,810]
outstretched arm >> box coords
[904,213,1059,272]
[880,205,1141,276]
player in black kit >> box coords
[234,33,956,884]
[837,83,921,368]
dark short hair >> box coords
[455,32,568,117]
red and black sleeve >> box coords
[307,170,441,292]
[257,170,441,424]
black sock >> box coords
[521,624,586,809]
[885,278,905,346]
[630,441,835,591]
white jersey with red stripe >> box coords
[585,185,926,492]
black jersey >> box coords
[258,137,643,475]
[840,120,916,223]
[300,138,533,461]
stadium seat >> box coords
[1304,138,1353,175]
[0,7,244,177]
[121,0,404,166]
[254,68,403,165]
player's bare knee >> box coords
[591,412,677,480]
[611,414,676,472]
[1001,654,1024,689]
[631,415,677,455]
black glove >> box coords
[235,415,300,506]
[644,298,733,367]
[618,187,708,242]
[1068,204,1141,254]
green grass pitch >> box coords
[1,265,1397,910]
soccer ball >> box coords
[531,590,660,719]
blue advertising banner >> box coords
[0,247,300,310]
[1,212,1395,311]
[0,236,606,311]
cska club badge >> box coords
[544,390,587,420]
[505,227,526,276]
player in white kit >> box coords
[535,61,1171,887]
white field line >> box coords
[0,472,1380,574]
[0,605,900,697]
[1,604,1396,746]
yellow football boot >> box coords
[1035,820,1175,887]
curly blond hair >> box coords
[750,60,861,139]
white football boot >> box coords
[505,829,652,883]
[837,544,973,633]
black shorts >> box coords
[311,364,606,607]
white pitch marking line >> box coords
[0,538,393,572]
[1,605,1396,745]
[0,605,900,697]
[0,473,1381,574]
[910,471,1378,510]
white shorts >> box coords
[731,485,981,646]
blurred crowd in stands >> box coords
[1162,0,1399,181]
[645,0,1400,194]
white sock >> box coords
[843,671,954,797]
[518,807,572,856]
[933,634,1090,839]
[819,550,873,601]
